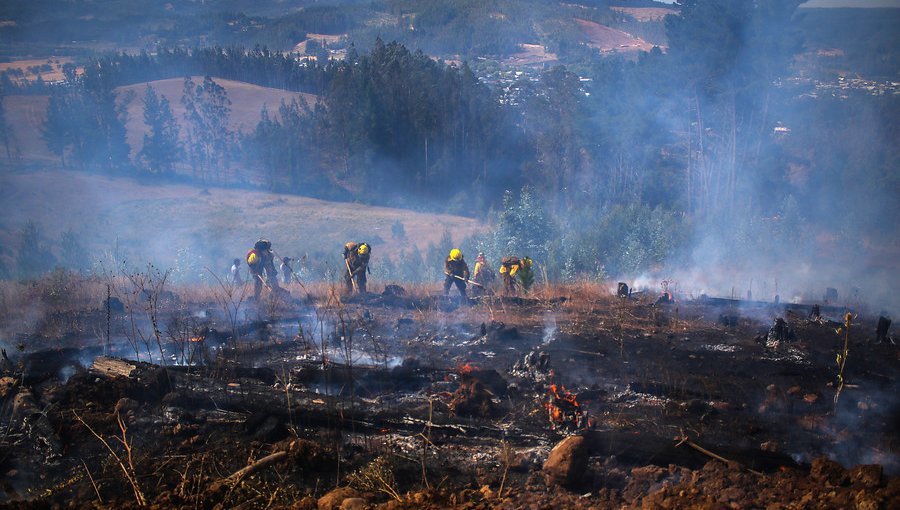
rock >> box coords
[318,487,360,510]
[114,397,139,414]
[339,498,368,510]
[810,457,848,486]
[849,464,882,488]
[543,435,588,488]
[290,496,316,510]
[760,440,779,452]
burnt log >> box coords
[876,316,892,343]
[91,356,137,378]
[581,430,798,473]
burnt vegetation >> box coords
[0,0,899,508]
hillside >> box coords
[0,169,483,276]
[1,77,317,163]
[575,18,657,54]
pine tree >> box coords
[0,87,13,160]
[16,221,57,279]
[139,85,181,175]
[182,76,232,183]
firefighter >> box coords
[444,248,469,298]
[343,242,371,293]
[472,252,495,296]
[499,256,523,295]
[246,239,279,300]
[280,257,295,285]
[230,258,243,285]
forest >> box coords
[0,0,897,288]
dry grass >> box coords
[609,7,678,22]
[0,77,317,163]
[0,169,484,276]
[0,58,77,84]
[117,77,320,159]
[574,18,657,54]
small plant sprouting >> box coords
[348,456,402,502]
[833,312,855,406]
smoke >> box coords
[542,312,558,345]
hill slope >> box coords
[0,169,483,276]
[1,77,317,163]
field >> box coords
[0,77,317,163]
[574,18,657,55]
[0,276,897,508]
[0,58,75,85]
[0,169,484,276]
[609,7,678,22]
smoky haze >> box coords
[0,1,896,317]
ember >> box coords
[456,362,477,375]
[545,383,590,431]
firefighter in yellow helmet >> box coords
[444,248,470,298]
[246,239,280,300]
[499,256,524,296]
[343,241,371,293]
[472,252,495,296]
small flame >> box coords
[543,383,591,430]
[457,362,477,375]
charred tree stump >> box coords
[876,316,892,343]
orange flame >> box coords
[457,362,477,375]
[544,383,589,429]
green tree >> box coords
[138,85,181,175]
[0,87,13,160]
[40,60,131,171]
[666,0,803,218]
[493,187,558,264]
[16,221,57,279]
[182,76,233,182]
[59,229,91,274]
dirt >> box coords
[609,7,678,23]
[1,288,898,509]
[574,18,657,54]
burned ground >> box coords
[1,283,898,509]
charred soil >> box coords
[1,286,898,509]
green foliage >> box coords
[138,85,181,175]
[0,85,12,159]
[425,229,455,282]
[390,220,407,242]
[40,60,132,171]
[516,257,534,294]
[394,245,426,283]
[15,220,57,279]
[58,229,91,274]
[493,187,557,263]
[182,76,233,182]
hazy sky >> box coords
[655,0,900,6]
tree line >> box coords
[14,0,898,281]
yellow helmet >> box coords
[449,248,462,261]
[358,243,369,255]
